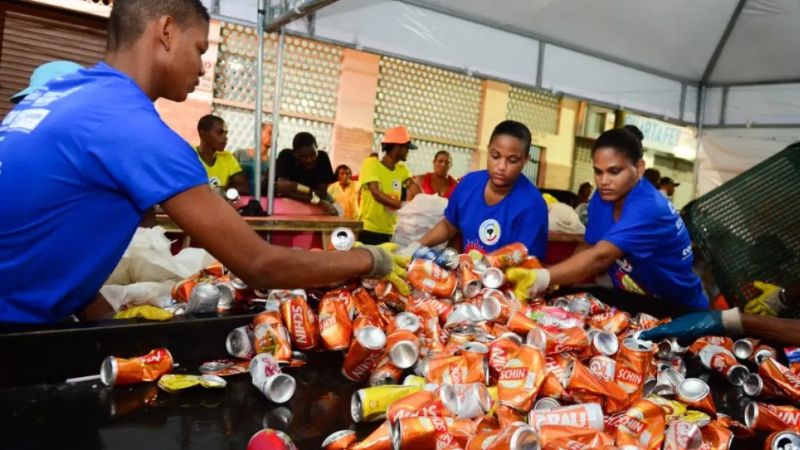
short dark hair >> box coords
[643,168,661,186]
[108,0,210,51]
[578,182,592,192]
[592,125,644,163]
[197,114,224,132]
[292,132,317,151]
[335,164,351,175]
[433,150,450,160]
[489,120,532,155]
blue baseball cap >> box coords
[11,60,83,103]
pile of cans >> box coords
[209,241,800,449]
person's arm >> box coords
[547,240,623,286]
[405,177,421,202]
[162,185,384,288]
[366,181,402,209]
[227,171,250,196]
[418,218,459,248]
[741,315,800,347]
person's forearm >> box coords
[248,246,374,289]
[418,219,457,248]
[741,315,800,347]
[372,190,402,209]
[547,247,612,286]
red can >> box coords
[318,291,353,351]
[352,288,384,327]
[407,259,458,298]
[745,402,800,432]
[759,356,800,403]
[101,348,173,386]
[247,428,297,450]
[342,326,386,381]
[487,335,521,381]
[279,294,318,351]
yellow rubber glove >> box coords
[114,305,174,321]
[506,267,552,302]
[354,241,411,295]
[744,281,784,317]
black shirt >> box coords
[275,148,336,188]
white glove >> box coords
[398,241,422,258]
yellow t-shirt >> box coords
[328,181,361,220]
[195,148,242,188]
[358,158,411,234]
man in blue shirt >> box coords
[524,126,708,312]
[0,0,396,324]
[404,120,549,259]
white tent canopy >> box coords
[208,0,800,195]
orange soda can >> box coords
[318,291,352,351]
[321,430,357,450]
[253,311,292,363]
[458,254,482,298]
[387,386,458,423]
[279,294,318,351]
[663,420,702,450]
[614,399,666,450]
[426,355,469,385]
[538,425,614,449]
[506,310,541,335]
[701,420,734,450]
[386,329,421,370]
[615,337,654,396]
[497,344,546,412]
[745,402,800,432]
[370,355,404,387]
[676,378,717,417]
[101,348,173,386]
[485,242,528,269]
[350,420,392,450]
[352,288,384,326]
[588,309,630,335]
[487,335,521,381]
[483,422,539,450]
[688,336,734,355]
[544,327,590,355]
[342,326,386,382]
[374,279,408,311]
[171,279,197,303]
[764,431,800,450]
[391,416,474,450]
[407,259,457,298]
[465,430,499,450]
[759,356,800,403]
[494,404,526,427]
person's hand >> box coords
[744,281,785,317]
[356,242,411,296]
[638,308,743,345]
[505,267,550,301]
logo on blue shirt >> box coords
[479,219,501,246]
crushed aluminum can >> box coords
[199,359,234,374]
[226,326,255,360]
[743,372,764,397]
[663,420,702,450]
[677,378,716,417]
[330,227,356,251]
[394,312,422,334]
[187,283,221,314]
[764,431,800,450]
[252,372,296,404]
[321,430,357,450]
[481,268,504,290]
[438,247,460,270]
[532,397,561,411]
[592,330,619,356]
[157,374,227,393]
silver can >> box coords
[533,397,561,411]
[252,372,296,404]
[677,378,711,404]
[592,331,619,356]
[525,327,547,352]
[331,227,355,250]
[766,431,800,450]
[226,326,255,359]
[743,372,764,397]
[388,339,419,370]
[454,383,492,419]
[249,353,282,379]
[481,267,505,289]
[394,312,421,334]
[439,247,460,270]
[733,338,756,360]
[187,283,220,314]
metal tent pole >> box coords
[264,0,339,32]
[253,0,267,200]
[266,25,286,215]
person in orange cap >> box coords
[358,126,421,245]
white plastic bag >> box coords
[392,194,448,248]
[103,226,218,310]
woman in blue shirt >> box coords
[403,120,549,259]
[528,125,708,313]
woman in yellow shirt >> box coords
[328,164,360,219]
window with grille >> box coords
[522,145,544,186]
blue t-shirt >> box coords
[444,170,548,258]
[585,179,708,309]
[0,63,207,323]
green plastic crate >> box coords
[683,142,800,309]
